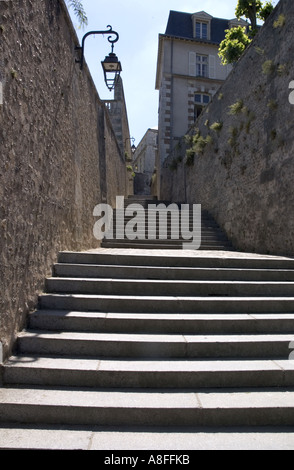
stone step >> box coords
[105,239,231,247]
[105,227,225,235]
[16,330,294,358]
[123,200,162,208]
[104,235,228,242]
[101,241,230,250]
[108,229,222,238]
[4,356,294,389]
[53,263,294,281]
[28,310,294,335]
[1,386,294,428]
[118,212,203,218]
[1,423,294,450]
[39,293,294,313]
[113,211,215,217]
[110,222,220,229]
[111,217,217,222]
[3,247,294,444]
[45,277,294,297]
[116,204,209,211]
[112,221,217,228]
[112,214,218,222]
[113,208,204,212]
[57,251,294,270]
[101,202,230,252]
[100,244,231,251]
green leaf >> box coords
[66,0,88,28]
[218,27,251,65]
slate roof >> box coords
[165,10,231,44]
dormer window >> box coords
[228,17,249,29]
[192,11,212,41]
[196,22,208,40]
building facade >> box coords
[132,128,158,195]
[155,10,247,167]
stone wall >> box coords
[104,77,134,196]
[161,0,294,257]
[0,0,128,359]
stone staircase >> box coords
[1,199,294,448]
[101,196,233,250]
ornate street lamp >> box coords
[101,49,122,92]
[75,25,122,91]
[125,137,136,154]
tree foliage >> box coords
[219,26,251,65]
[235,0,274,29]
[66,0,88,28]
[258,1,275,21]
[219,0,274,65]
[235,0,261,31]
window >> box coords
[189,53,215,78]
[194,93,210,120]
[192,13,212,40]
[196,22,208,40]
[196,55,208,77]
[195,94,210,105]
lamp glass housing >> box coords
[102,52,122,91]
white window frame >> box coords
[192,12,212,40]
[195,21,208,40]
[189,52,216,79]
[196,54,208,78]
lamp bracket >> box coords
[75,25,119,70]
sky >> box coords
[68,0,278,146]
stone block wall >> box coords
[0,0,128,359]
[103,77,134,197]
[161,0,294,257]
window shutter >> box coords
[209,55,216,79]
[189,52,196,77]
